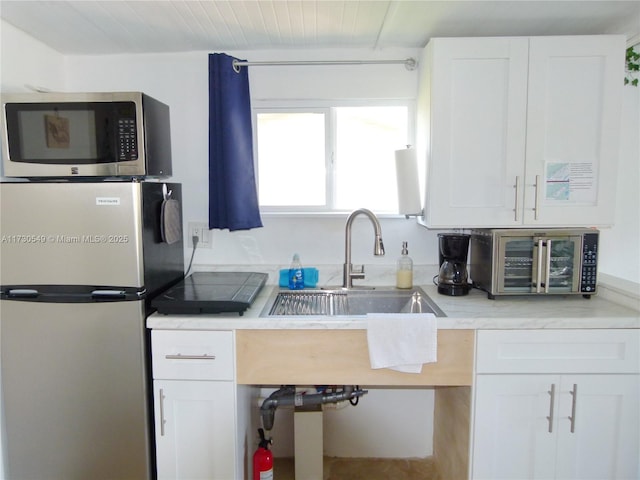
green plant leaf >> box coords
[625,46,639,87]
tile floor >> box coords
[274,456,438,480]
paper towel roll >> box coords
[395,148,422,215]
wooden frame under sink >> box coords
[236,329,473,386]
[236,329,474,480]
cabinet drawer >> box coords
[476,329,640,374]
[152,330,234,380]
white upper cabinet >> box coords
[524,36,625,226]
[417,35,625,228]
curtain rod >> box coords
[232,57,416,72]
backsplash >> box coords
[192,263,442,288]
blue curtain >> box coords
[208,53,263,231]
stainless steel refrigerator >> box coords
[0,181,184,480]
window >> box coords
[256,110,327,207]
[254,101,412,213]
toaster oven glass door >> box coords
[497,235,582,294]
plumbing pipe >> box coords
[260,385,367,431]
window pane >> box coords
[335,107,408,212]
[256,112,326,206]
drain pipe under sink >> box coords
[260,385,368,431]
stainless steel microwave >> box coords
[470,228,599,298]
[1,92,171,179]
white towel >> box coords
[366,313,437,373]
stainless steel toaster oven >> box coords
[470,228,599,298]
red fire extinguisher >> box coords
[253,428,273,480]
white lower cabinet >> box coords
[151,330,256,480]
[555,375,639,480]
[473,374,639,480]
[473,374,558,479]
[154,380,236,480]
[472,330,640,480]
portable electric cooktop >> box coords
[152,272,268,315]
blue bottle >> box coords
[288,254,305,290]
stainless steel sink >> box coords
[261,286,445,317]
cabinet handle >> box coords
[165,354,216,360]
[533,175,541,220]
[569,384,578,433]
[159,388,166,437]
[547,384,556,433]
[514,176,521,222]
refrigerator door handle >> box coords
[7,288,40,298]
[91,290,127,299]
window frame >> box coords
[252,98,416,215]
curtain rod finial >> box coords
[405,58,417,71]
[232,59,241,73]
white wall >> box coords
[599,80,640,285]
[0,21,66,93]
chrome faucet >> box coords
[343,208,385,288]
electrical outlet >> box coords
[188,222,211,248]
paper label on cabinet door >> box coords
[545,162,596,204]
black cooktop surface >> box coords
[152,272,268,315]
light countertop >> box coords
[147,282,640,331]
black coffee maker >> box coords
[437,234,471,296]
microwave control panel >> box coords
[117,117,138,161]
[580,233,598,293]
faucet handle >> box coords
[351,264,365,280]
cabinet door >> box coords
[524,35,624,226]
[154,380,237,480]
[555,375,639,480]
[472,374,559,480]
[423,37,529,227]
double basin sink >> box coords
[261,286,445,317]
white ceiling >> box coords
[1,1,639,55]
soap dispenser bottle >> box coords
[288,253,305,290]
[396,241,413,289]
